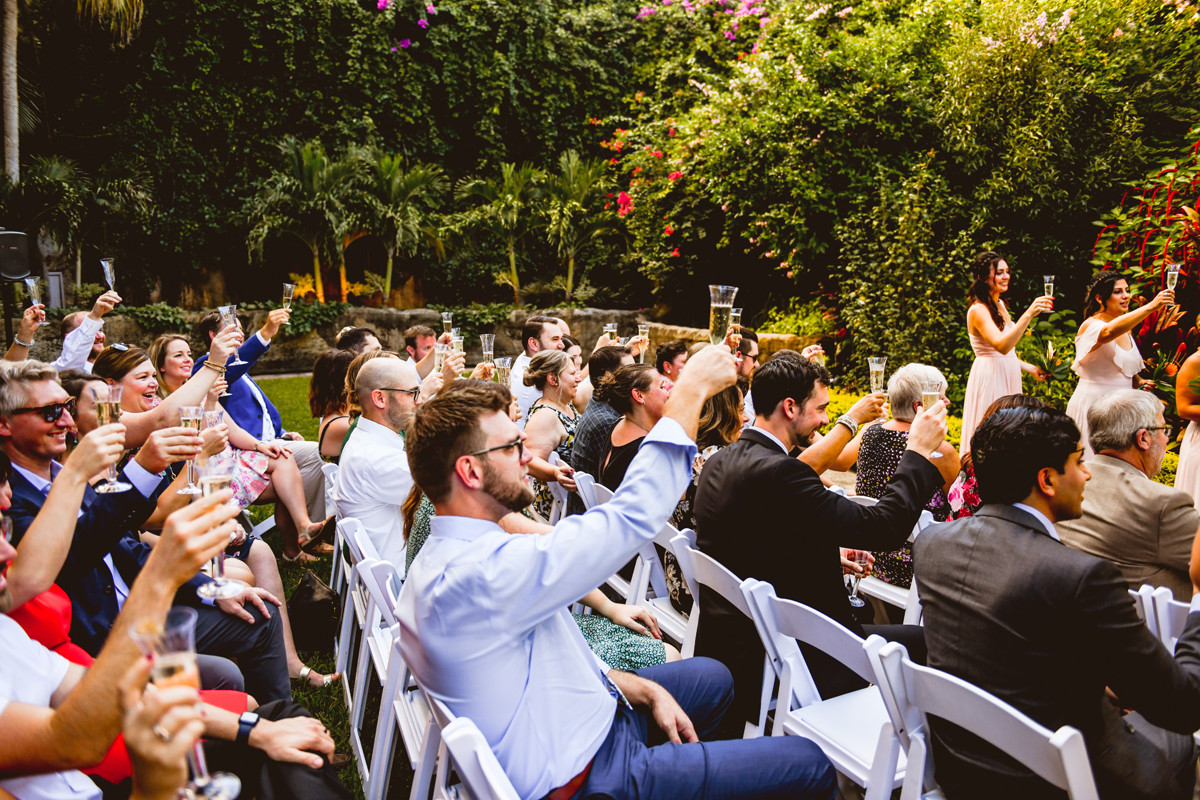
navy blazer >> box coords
[192,333,287,440]
[9,467,212,656]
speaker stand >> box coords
[2,281,11,347]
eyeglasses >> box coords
[12,398,76,423]
[465,437,524,460]
[1145,425,1171,434]
[379,387,421,400]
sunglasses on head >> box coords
[12,398,76,423]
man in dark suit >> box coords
[693,351,947,723]
[0,361,292,703]
[914,406,1200,799]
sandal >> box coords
[281,550,320,564]
[296,666,339,688]
[298,516,337,555]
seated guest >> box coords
[4,289,120,371]
[568,345,634,515]
[946,394,1048,520]
[562,336,590,413]
[694,351,945,723]
[854,363,960,588]
[191,307,327,521]
[511,315,565,427]
[403,324,438,383]
[655,339,689,383]
[398,355,837,800]
[335,326,381,354]
[914,406,1200,800]
[734,329,759,417]
[1056,389,1197,600]
[307,349,356,463]
[0,361,292,703]
[333,358,421,571]
[0,496,346,800]
[597,364,672,489]
[523,350,581,521]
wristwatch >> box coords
[236,711,261,745]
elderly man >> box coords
[334,357,422,571]
[512,315,564,428]
[1057,389,1197,599]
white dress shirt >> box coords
[0,615,101,800]
[750,422,789,454]
[511,353,540,431]
[334,416,412,573]
[52,316,102,373]
[397,417,697,800]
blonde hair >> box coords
[522,349,572,391]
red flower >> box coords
[633,167,642,175]
[668,171,683,181]
[671,247,681,257]
[610,158,618,165]
[668,128,676,136]
[652,150,663,158]
[617,191,633,217]
[836,328,848,339]
[664,225,674,236]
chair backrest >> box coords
[424,697,520,800]
[902,578,923,626]
[1130,584,1159,638]
[670,534,752,657]
[339,517,379,565]
[1152,585,1188,652]
[546,452,569,513]
[592,482,614,506]
[322,461,339,515]
[876,642,1100,800]
[575,472,597,510]
[360,560,402,630]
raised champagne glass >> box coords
[1168,263,1180,291]
[441,311,454,335]
[177,406,204,495]
[131,608,242,800]
[920,380,944,459]
[848,552,871,608]
[868,356,887,420]
[638,324,650,364]
[219,305,248,367]
[433,342,448,375]
[24,277,40,311]
[194,455,245,601]
[204,409,225,429]
[100,257,116,291]
[1043,274,1055,298]
[451,330,464,355]
[494,356,512,387]
[730,307,742,328]
[603,322,618,341]
[91,384,132,493]
[708,285,738,346]
[481,334,495,363]
[281,283,296,325]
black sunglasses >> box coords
[466,437,524,460]
[12,398,76,423]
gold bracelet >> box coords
[203,360,226,374]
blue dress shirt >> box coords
[397,417,697,800]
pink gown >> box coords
[1066,322,1142,457]
[959,313,1022,455]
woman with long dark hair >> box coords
[959,251,1052,455]
[1066,270,1172,456]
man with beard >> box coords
[334,357,422,570]
[398,347,838,800]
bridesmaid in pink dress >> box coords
[1067,271,1172,456]
[960,251,1053,455]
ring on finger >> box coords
[153,724,172,743]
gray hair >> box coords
[0,360,61,419]
[1087,390,1162,453]
[887,363,947,422]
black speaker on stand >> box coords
[0,230,31,348]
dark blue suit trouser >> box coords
[575,657,837,800]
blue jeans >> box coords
[576,658,837,800]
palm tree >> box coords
[456,162,545,306]
[244,138,362,302]
[360,149,446,301]
[543,150,620,302]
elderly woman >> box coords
[854,362,960,588]
[596,364,671,489]
[523,349,581,520]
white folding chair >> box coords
[670,534,773,737]
[440,717,521,800]
[368,630,434,800]
[575,471,598,510]
[546,452,569,524]
[743,580,905,800]
[350,560,405,798]
[336,518,382,712]
[842,496,929,613]
[624,523,694,644]
[1129,584,1159,639]
[874,642,1100,800]
[588,482,632,600]
[1152,585,1188,652]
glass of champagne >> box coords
[204,409,225,429]
[868,356,887,420]
[281,283,296,326]
[177,407,204,495]
[1167,263,1180,291]
[451,333,465,355]
[131,608,242,800]
[848,552,871,608]
[91,384,132,493]
[441,311,454,335]
[480,334,495,363]
[194,455,244,600]
[219,305,248,367]
[24,276,41,311]
[920,381,944,459]
[494,356,512,387]
[730,308,742,328]
[603,323,618,342]
[708,285,738,346]
[637,324,650,364]
[1043,274,1055,298]
[433,342,448,375]
[100,257,116,291]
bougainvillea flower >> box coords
[418,18,429,28]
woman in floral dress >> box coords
[522,350,582,521]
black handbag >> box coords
[286,569,337,654]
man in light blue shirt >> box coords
[399,346,836,800]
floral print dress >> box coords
[528,401,578,521]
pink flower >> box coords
[377,0,390,8]
[617,192,634,217]
[664,225,674,236]
[418,18,429,28]
[427,3,437,12]
[399,39,411,48]
[669,171,683,181]
[671,247,681,257]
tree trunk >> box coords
[311,249,325,303]
[565,253,575,302]
[383,248,395,299]
[338,256,348,302]
[2,0,18,181]
[508,241,521,306]
[75,248,82,289]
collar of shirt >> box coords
[241,376,277,441]
[1012,502,1060,542]
[428,514,503,544]
[750,423,789,454]
[354,415,405,441]
[11,460,60,494]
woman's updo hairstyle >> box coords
[1082,270,1127,319]
[92,344,151,383]
[523,349,572,391]
[967,250,1007,329]
[595,363,657,415]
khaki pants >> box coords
[279,439,325,521]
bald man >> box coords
[333,358,422,571]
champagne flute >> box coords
[194,455,245,601]
[920,380,944,459]
[219,306,247,367]
[24,276,41,311]
[433,342,448,375]
[603,322,618,342]
[868,356,887,421]
[100,257,116,291]
[177,407,204,495]
[637,324,650,364]
[281,283,296,326]
[847,552,871,608]
[730,308,742,328]
[451,329,464,355]
[480,334,495,363]
[494,356,512,387]
[204,409,225,429]
[130,608,242,800]
[1167,263,1180,291]
[91,385,132,493]
[1043,274,1055,298]
[441,311,454,335]
[708,285,738,346]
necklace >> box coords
[622,418,651,435]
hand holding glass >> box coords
[91,385,132,493]
[848,552,871,608]
[177,407,204,495]
[194,456,245,601]
[219,306,247,367]
[708,285,738,346]
[100,258,116,291]
[920,381,944,459]
[281,284,296,325]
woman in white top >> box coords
[959,251,1053,454]
[1067,271,1173,456]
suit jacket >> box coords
[914,504,1200,799]
[692,427,943,718]
[9,468,210,656]
[193,333,286,440]
[1057,454,1197,600]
